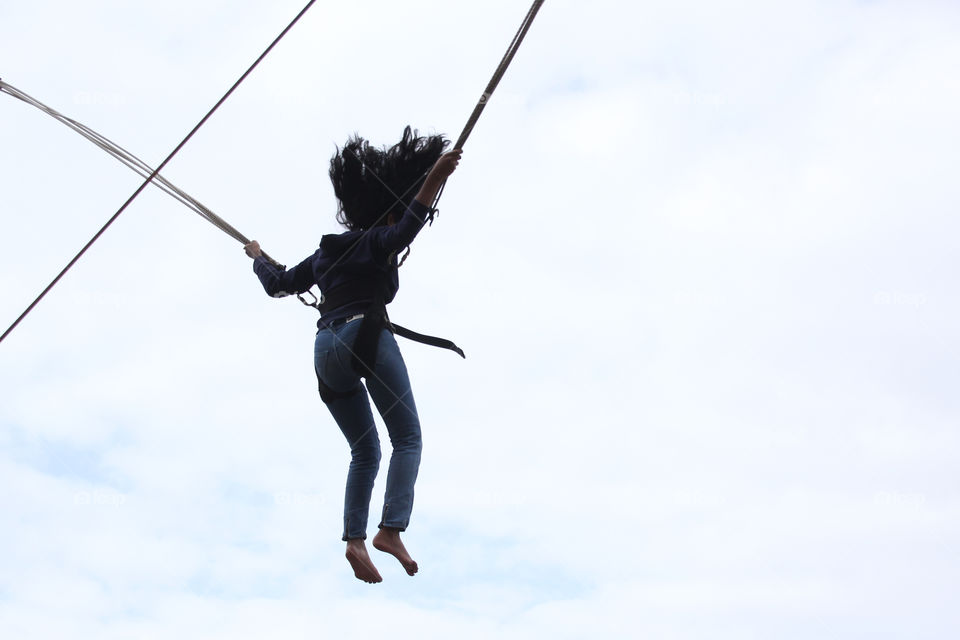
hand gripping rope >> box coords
[0,0,546,345]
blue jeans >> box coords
[314,318,422,541]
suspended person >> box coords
[244,127,462,583]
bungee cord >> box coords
[325,0,547,270]
[431,0,545,210]
[0,0,546,345]
[0,80,280,264]
[0,0,318,345]
[453,0,545,152]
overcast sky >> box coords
[2,0,958,638]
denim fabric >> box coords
[314,318,422,540]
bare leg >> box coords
[345,539,382,584]
[372,527,419,576]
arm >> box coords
[414,148,462,208]
[244,241,316,298]
[378,149,464,254]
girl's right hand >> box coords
[414,149,464,206]
[429,149,463,181]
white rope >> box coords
[0,79,251,246]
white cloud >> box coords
[2,0,959,638]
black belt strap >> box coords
[351,309,386,379]
[350,307,466,379]
[320,279,465,378]
[391,322,465,359]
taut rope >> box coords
[431,0,546,210]
[0,0,317,344]
[0,0,547,344]
[0,80,281,266]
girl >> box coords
[244,127,462,583]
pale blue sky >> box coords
[2,1,959,638]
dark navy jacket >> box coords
[252,199,432,329]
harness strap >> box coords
[325,279,464,380]
[348,306,466,378]
[391,323,465,359]
[351,307,387,379]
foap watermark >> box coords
[273,491,326,508]
[873,291,927,308]
[873,491,927,511]
[73,90,129,108]
[668,88,730,109]
[74,490,127,507]
[672,290,729,308]
[667,489,728,508]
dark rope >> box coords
[0,0,318,345]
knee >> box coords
[350,438,381,465]
[392,427,422,455]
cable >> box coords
[432,0,546,210]
[0,80,269,253]
[0,0,317,345]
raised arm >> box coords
[414,149,462,207]
[377,149,464,254]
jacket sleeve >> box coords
[374,199,433,256]
[252,252,317,298]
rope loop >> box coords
[297,289,323,310]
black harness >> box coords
[313,276,464,403]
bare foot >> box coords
[345,539,382,584]
[372,527,418,576]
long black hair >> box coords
[329,126,448,231]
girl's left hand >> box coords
[244,241,263,258]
